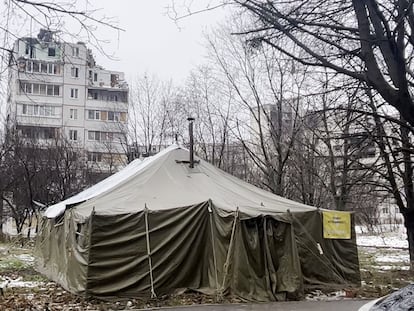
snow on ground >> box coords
[15,254,35,263]
[377,265,410,271]
[376,254,409,264]
[356,225,411,273]
[0,276,43,288]
[356,225,408,249]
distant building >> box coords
[250,102,296,143]
[304,109,403,224]
[6,29,128,171]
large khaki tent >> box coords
[35,145,360,301]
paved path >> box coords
[136,299,369,311]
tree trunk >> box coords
[0,192,4,242]
[403,209,414,269]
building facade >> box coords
[305,109,404,225]
[6,29,128,171]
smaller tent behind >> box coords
[35,145,360,301]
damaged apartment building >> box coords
[6,29,128,172]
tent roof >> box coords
[45,145,316,219]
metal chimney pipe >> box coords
[187,117,195,168]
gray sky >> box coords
[87,1,228,83]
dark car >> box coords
[359,284,414,310]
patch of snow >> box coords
[376,254,409,263]
[15,254,35,263]
[305,290,350,301]
[375,265,410,271]
[0,276,43,288]
[357,233,408,249]
[356,225,406,235]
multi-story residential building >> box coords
[6,29,128,171]
[250,102,296,143]
[304,109,404,224]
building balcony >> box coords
[85,99,128,111]
[16,115,62,127]
[15,93,63,105]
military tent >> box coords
[35,145,360,301]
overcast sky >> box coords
[87,1,229,83]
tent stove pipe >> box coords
[187,117,195,168]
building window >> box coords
[18,60,26,72]
[88,131,101,141]
[70,109,78,120]
[47,85,55,96]
[70,88,79,99]
[48,85,59,96]
[19,126,55,140]
[39,84,46,95]
[87,131,113,142]
[28,62,62,75]
[88,152,102,162]
[25,43,35,58]
[48,47,56,56]
[93,73,98,82]
[71,67,79,78]
[105,132,113,141]
[88,110,100,120]
[108,111,120,121]
[21,104,56,117]
[120,112,126,122]
[41,63,48,73]
[72,46,79,57]
[53,64,61,75]
[107,94,118,102]
[33,62,39,72]
[21,82,32,94]
[20,82,60,96]
[69,130,78,141]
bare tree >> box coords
[205,21,305,196]
[128,74,183,158]
[180,66,235,169]
[232,0,414,128]
[0,127,95,238]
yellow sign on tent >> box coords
[323,211,351,239]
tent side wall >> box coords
[34,212,90,294]
[291,210,361,288]
[85,202,213,297]
[84,202,304,301]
